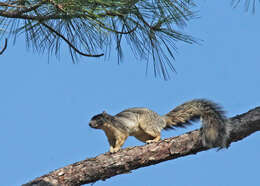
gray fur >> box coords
[165,99,230,148]
[116,108,166,135]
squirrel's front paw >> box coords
[110,147,120,153]
[146,136,161,144]
[146,139,156,144]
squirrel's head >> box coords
[89,111,111,129]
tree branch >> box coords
[40,22,104,57]
[23,107,260,186]
[0,38,7,55]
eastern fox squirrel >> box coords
[89,99,230,153]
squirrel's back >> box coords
[116,107,166,135]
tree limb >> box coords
[23,107,260,186]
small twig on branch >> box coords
[41,22,104,57]
[0,2,24,8]
[47,0,67,13]
[0,38,7,55]
[0,0,46,16]
[23,107,260,186]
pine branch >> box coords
[0,0,197,79]
[40,22,104,57]
[0,38,7,55]
[231,0,259,12]
[23,107,260,186]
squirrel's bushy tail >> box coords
[163,99,230,148]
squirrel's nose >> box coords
[89,121,96,128]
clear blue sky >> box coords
[1,1,260,186]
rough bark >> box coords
[23,107,260,186]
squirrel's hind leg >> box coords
[139,122,162,143]
[146,134,161,143]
